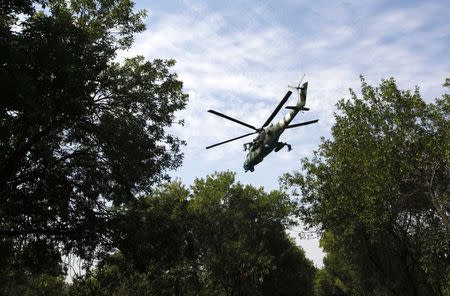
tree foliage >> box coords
[283,77,450,295]
[71,172,316,296]
[0,0,187,279]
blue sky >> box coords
[119,0,450,266]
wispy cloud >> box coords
[120,0,450,266]
[120,0,449,179]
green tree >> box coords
[283,77,450,295]
[0,0,187,285]
[0,238,69,296]
[190,172,315,296]
[71,181,199,296]
[313,232,359,296]
[72,172,316,296]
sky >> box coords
[118,0,450,267]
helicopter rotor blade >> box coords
[206,132,257,149]
[262,91,292,128]
[208,110,258,130]
[285,119,319,129]
[297,73,305,88]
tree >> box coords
[313,231,360,296]
[70,181,199,296]
[189,172,315,296]
[0,0,187,272]
[283,77,450,295]
[0,238,69,296]
[71,172,316,296]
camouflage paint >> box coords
[243,82,308,172]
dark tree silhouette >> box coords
[0,0,188,263]
[283,77,450,296]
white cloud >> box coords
[118,0,450,267]
[119,0,449,188]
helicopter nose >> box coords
[243,159,253,172]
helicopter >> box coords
[206,78,319,172]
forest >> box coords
[0,1,449,295]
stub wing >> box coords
[286,119,319,129]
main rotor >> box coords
[206,76,317,150]
[205,90,292,149]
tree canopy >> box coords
[0,0,188,284]
[283,77,450,296]
[71,172,316,296]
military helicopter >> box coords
[206,78,319,172]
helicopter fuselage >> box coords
[206,80,317,172]
[243,127,281,172]
[243,85,307,172]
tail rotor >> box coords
[288,73,306,91]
